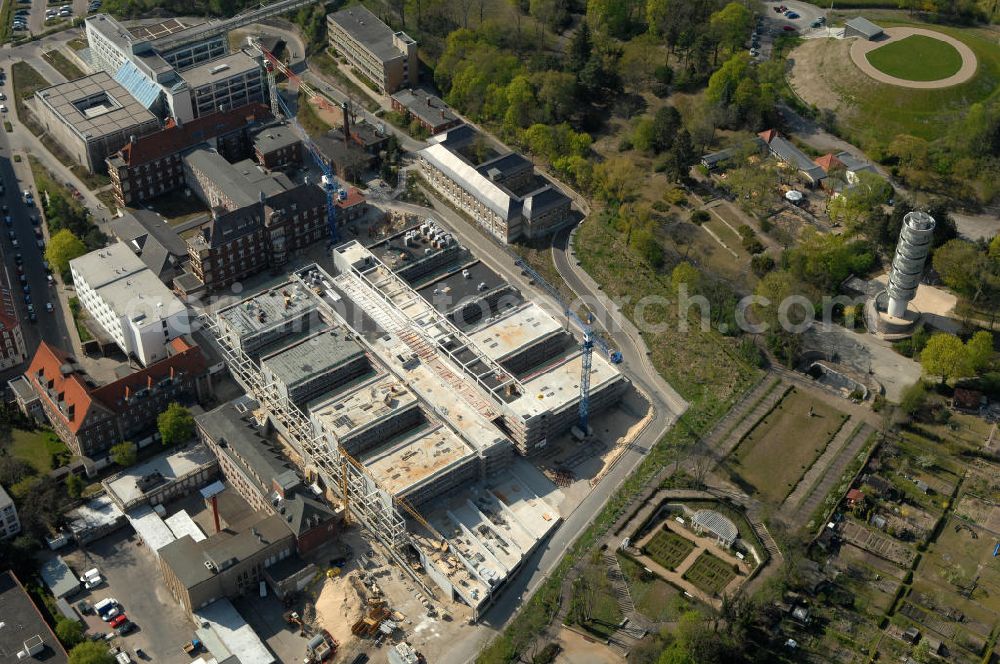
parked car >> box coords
[782,25,796,31]
[116,621,136,636]
[109,613,128,628]
[45,302,53,312]
[786,11,799,18]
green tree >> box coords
[45,229,86,278]
[157,403,194,447]
[532,71,576,124]
[566,21,592,72]
[967,330,995,371]
[706,54,749,108]
[933,239,987,299]
[593,157,642,203]
[709,3,753,54]
[920,333,973,383]
[109,442,136,467]
[65,473,83,499]
[529,0,569,30]
[899,380,928,415]
[671,262,701,294]
[68,641,115,664]
[827,171,893,231]
[55,617,83,647]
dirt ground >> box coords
[554,627,624,664]
[314,571,363,650]
[787,38,864,117]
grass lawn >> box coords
[576,560,624,638]
[682,551,738,597]
[866,35,964,81]
[67,36,87,51]
[3,428,69,474]
[42,49,85,80]
[643,528,696,571]
[68,296,93,342]
[141,191,208,224]
[618,554,692,622]
[730,386,848,504]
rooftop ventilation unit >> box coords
[210,64,230,74]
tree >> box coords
[920,333,973,383]
[109,442,136,467]
[593,157,642,203]
[65,473,83,499]
[45,229,86,278]
[55,617,83,647]
[68,641,115,664]
[966,330,994,371]
[709,3,753,54]
[933,239,987,299]
[157,403,194,447]
[899,380,928,416]
[566,21,592,72]
[827,171,894,231]
[529,0,569,31]
[671,262,701,294]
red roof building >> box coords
[758,129,779,144]
[814,153,845,174]
[335,186,368,224]
[24,339,209,458]
[845,488,865,507]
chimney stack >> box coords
[211,494,221,534]
[341,101,351,146]
[169,366,175,380]
[147,375,153,389]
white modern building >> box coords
[0,485,20,540]
[70,242,190,366]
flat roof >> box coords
[165,509,206,543]
[310,374,419,440]
[327,5,408,62]
[67,494,123,538]
[180,50,260,89]
[0,571,68,663]
[36,71,158,140]
[70,242,187,329]
[128,17,190,40]
[39,556,79,599]
[105,443,217,507]
[417,261,509,315]
[511,351,622,417]
[261,328,365,389]
[217,282,319,341]
[195,598,275,664]
[360,426,476,497]
[469,303,564,361]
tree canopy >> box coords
[68,641,115,664]
[45,230,86,279]
[157,403,194,447]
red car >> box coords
[783,25,797,31]
[109,613,128,628]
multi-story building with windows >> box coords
[417,125,573,242]
[34,72,160,174]
[180,50,265,119]
[23,338,209,457]
[182,150,330,292]
[326,6,417,94]
[70,242,189,366]
[0,485,20,540]
[106,103,270,207]
[0,308,26,371]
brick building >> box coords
[252,124,303,170]
[182,150,329,291]
[106,103,271,207]
[196,397,339,555]
[23,338,209,458]
[390,88,461,136]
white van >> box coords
[83,568,100,580]
[93,598,117,615]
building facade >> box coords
[0,485,20,540]
[34,73,161,174]
[0,309,26,371]
[390,89,461,136]
[252,125,303,170]
[24,339,208,457]
[70,242,189,366]
[181,50,265,119]
[106,103,270,207]
[326,6,417,94]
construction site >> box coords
[201,213,636,636]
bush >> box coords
[690,210,710,225]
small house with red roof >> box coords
[845,488,865,508]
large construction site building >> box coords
[203,223,627,616]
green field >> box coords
[643,528,696,571]
[683,551,738,597]
[618,554,692,622]
[3,428,69,474]
[866,35,963,81]
[731,387,848,504]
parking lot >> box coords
[63,528,197,664]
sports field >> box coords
[866,35,963,81]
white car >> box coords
[45,302,53,312]
[0,105,7,113]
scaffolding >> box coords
[335,243,525,415]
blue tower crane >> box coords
[514,258,622,434]
[254,40,342,244]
